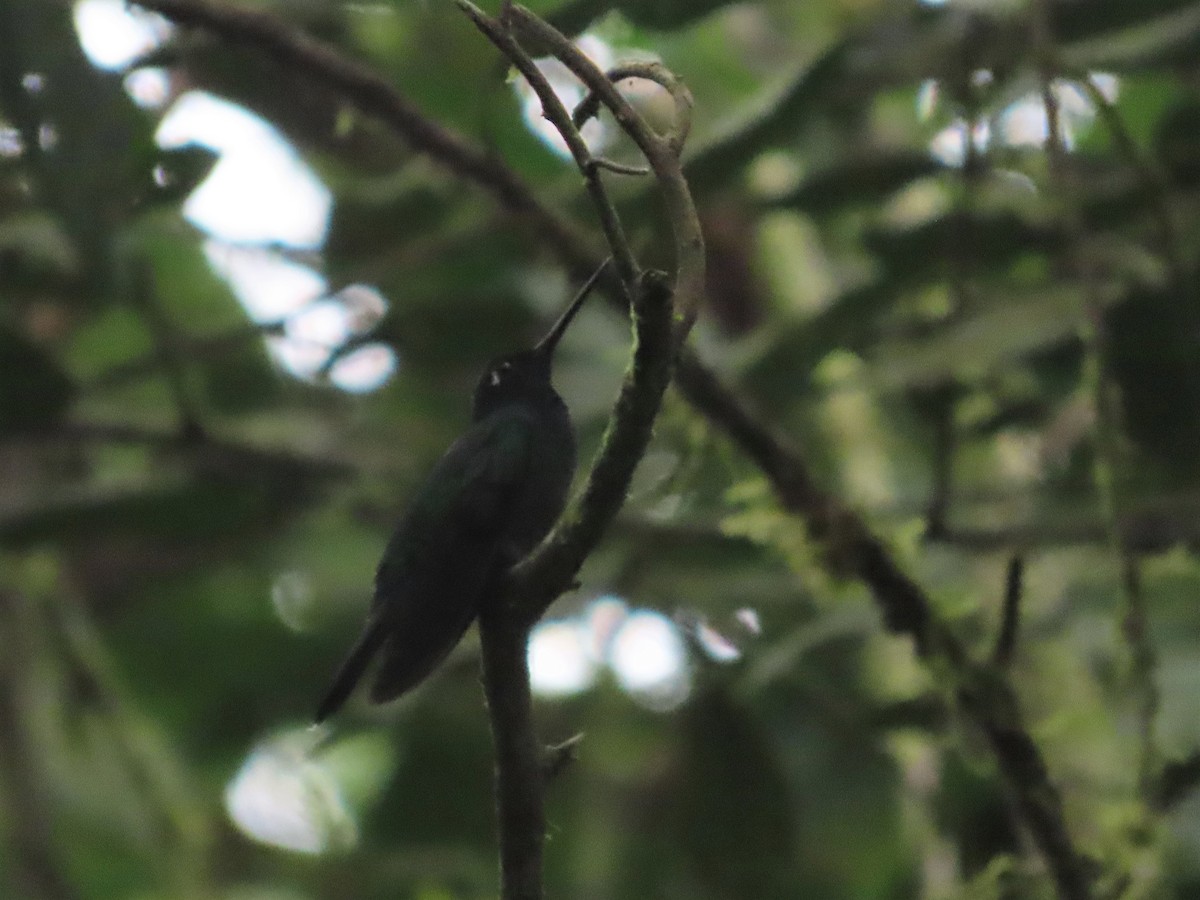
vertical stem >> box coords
[993,555,1024,668]
[478,606,544,900]
[924,387,956,539]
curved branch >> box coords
[454,0,639,296]
[572,61,694,153]
[455,9,698,899]
[454,2,700,621]
[508,270,674,622]
[502,6,704,338]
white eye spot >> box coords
[490,370,501,387]
[500,362,512,371]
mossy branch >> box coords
[672,355,1097,900]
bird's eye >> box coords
[500,362,512,371]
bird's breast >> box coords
[502,406,576,561]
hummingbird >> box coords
[314,262,608,723]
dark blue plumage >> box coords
[314,268,604,722]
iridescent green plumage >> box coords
[315,267,604,722]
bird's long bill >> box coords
[533,258,612,360]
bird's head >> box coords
[472,261,608,420]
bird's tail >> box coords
[314,615,388,724]
[368,602,480,704]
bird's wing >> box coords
[369,410,537,702]
[313,411,535,721]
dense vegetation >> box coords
[2,0,1200,897]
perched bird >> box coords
[314,264,607,723]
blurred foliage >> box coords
[2,0,1200,898]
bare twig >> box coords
[588,157,650,177]
[542,733,585,781]
[454,0,639,296]
[571,61,694,154]
[502,10,703,338]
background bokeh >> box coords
[3,0,1200,897]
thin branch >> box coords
[1119,555,1157,796]
[454,0,639,296]
[0,592,81,900]
[924,68,985,538]
[542,733,585,781]
[588,157,650,177]
[571,61,693,155]
[993,555,1024,668]
[502,10,703,338]
[509,272,675,621]
[477,609,543,900]
[923,387,957,539]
